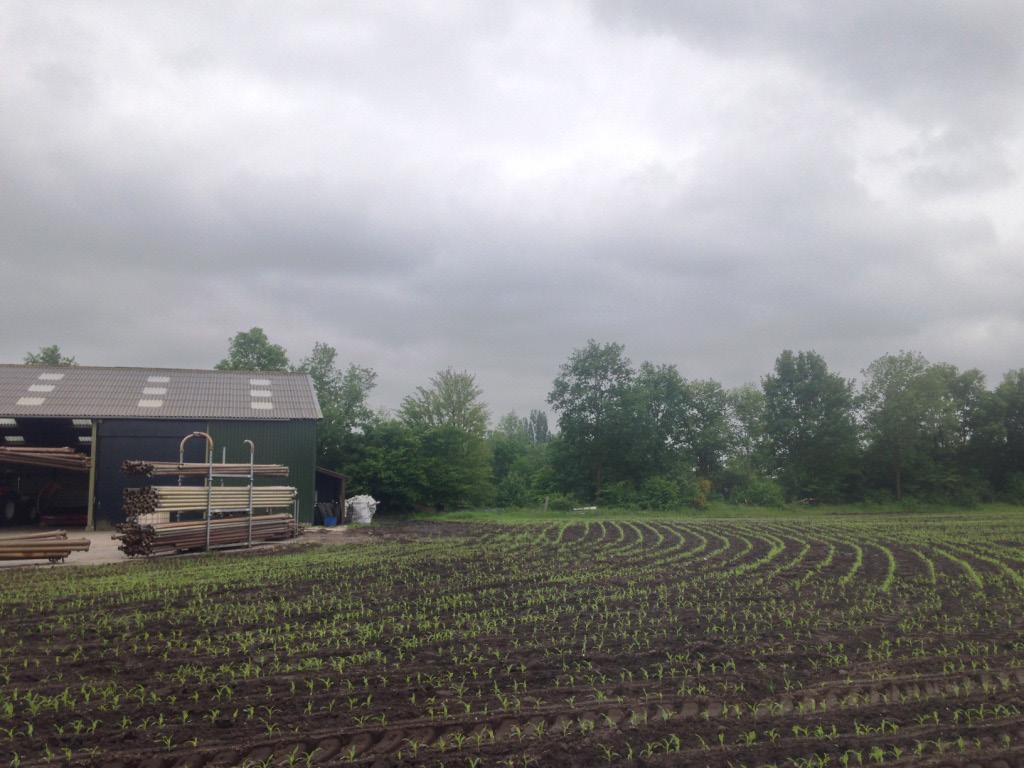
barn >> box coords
[0,364,321,529]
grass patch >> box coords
[411,501,1024,524]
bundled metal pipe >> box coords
[0,447,91,472]
[0,530,91,562]
[114,514,299,557]
[123,486,296,515]
[0,529,70,540]
[122,460,288,477]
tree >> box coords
[859,351,970,501]
[681,379,734,477]
[628,367,734,480]
[491,413,531,486]
[344,420,424,512]
[860,352,928,501]
[493,409,551,446]
[297,342,377,469]
[414,425,494,509]
[400,368,489,436]
[761,350,860,501]
[547,341,635,501]
[526,410,552,445]
[488,409,554,506]
[628,363,690,477]
[994,370,1024,494]
[398,369,492,509]
[215,327,289,371]
[727,384,767,462]
[716,385,778,503]
[944,367,1003,495]
[24,345,76,366]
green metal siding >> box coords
[205,420,317,523]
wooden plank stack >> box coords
[0,530,91,562]
[122,460,288,477]
[0,447,91,472]
[114,514,299,557]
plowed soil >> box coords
[1,515,1023,767]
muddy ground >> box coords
[1,516,1022,767]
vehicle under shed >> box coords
[0,365,321,528]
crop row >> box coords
[0,513,1021,766]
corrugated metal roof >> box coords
[0,365,322,420]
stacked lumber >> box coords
[114,514,299,557]
[0,530,91,562]
[122,460,288,477]
[122,486,297,516]
[0,447,91,472]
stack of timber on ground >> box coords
[0,530,91,562]
[121,460,288,477]
[114,514,299,557]
[121,486,297,516]
[0,446,91,471]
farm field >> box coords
[1,513,1023,767]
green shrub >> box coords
[732,475,785,507]
[1001,472,1024,504]
[544,492,578,511]
[600,481,640,508]
[863,487,894,505]
[637,476,679,510]
[496,471,531,507]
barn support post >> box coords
[86,420,98,530]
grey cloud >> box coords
[593,0,1024,208]
[903,133,1018,196]
[1,1,1022,420]
[592,1,1024,132]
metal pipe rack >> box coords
[115,432,298,557]
[178,432,262,551]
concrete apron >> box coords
[0,528,342,569]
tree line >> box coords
[542,341,1024,510]
[24,333,1024,510]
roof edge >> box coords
[0,363,311,376]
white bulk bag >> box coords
[346,494,378,524]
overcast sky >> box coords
[2,1,1022,421]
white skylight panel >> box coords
[16,397,45,406]
[147,376,170,383]
[250,390,272,397]
[138,399,164,408]
[28,384,55,393]
[38,373,65,381]
[251,401,273,410]
[249,378,271,386]
[142,387,168,396]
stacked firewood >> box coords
[0,447,91,472]
[122,460,288,477]
[122,486,297,516]
[114,514,299,557]
[0,530,91,562]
